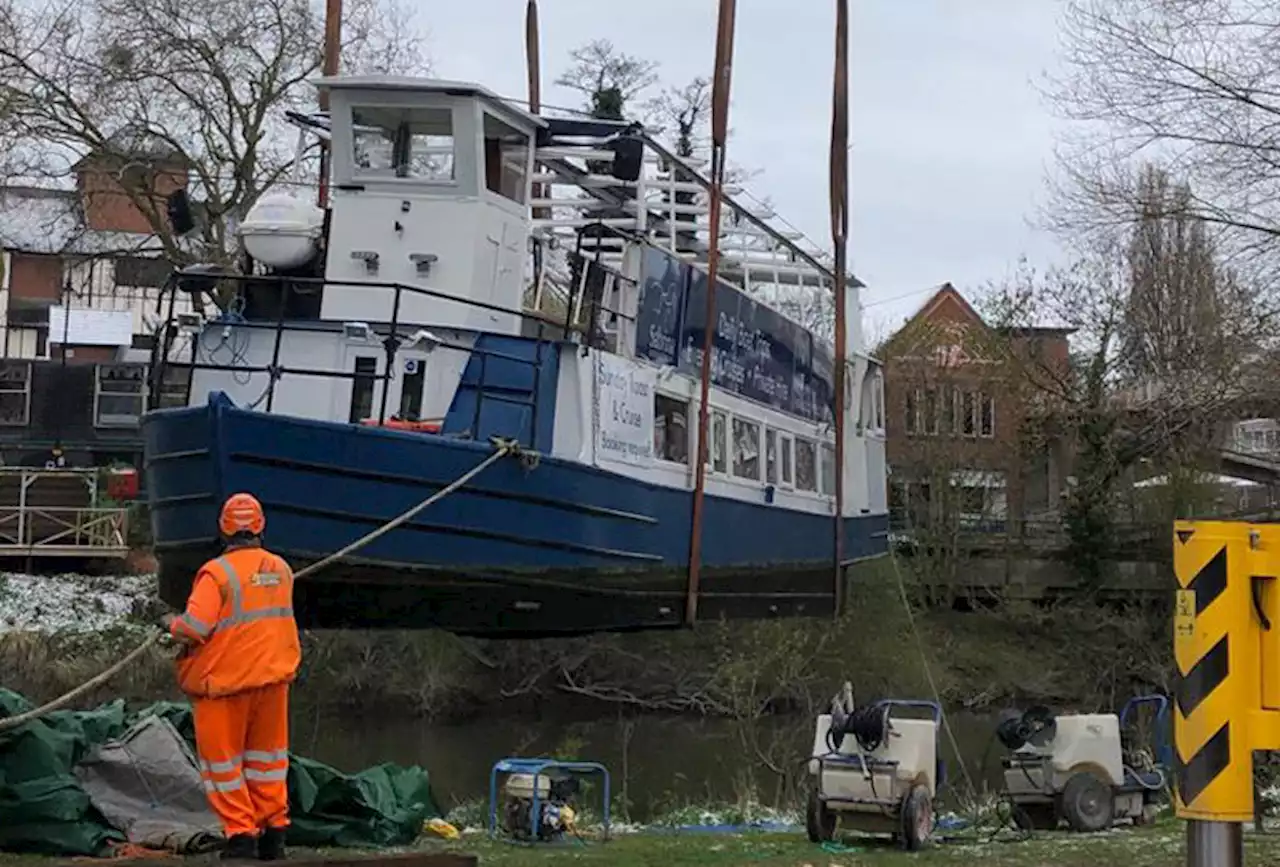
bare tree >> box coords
[1045,0,1280,278]
[985,199,1266,587]
[0,0,428,276]
[555,39,659,121]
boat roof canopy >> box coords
[313,75,546,130]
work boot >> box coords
[257,827,288,861]
[221,834,258,861]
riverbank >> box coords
[0,559,1173,721]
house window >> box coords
[820,444,837,495]
[398,356,426,421]
[765,428,778,484]
[95,364,147,427]
[114,256,170,288]
[482,114,530,204]
[351,106,455,182]
[157,365,191,409]
[654,393,689,464]
[979,394,995,438]
[706,409,728,473]
[779,434,794,486]
[0,362,31,426]
[732,417,761,480]
[796,438,818,492]
[942,387,957,435]
[923,388,939,436]
[348,356,378,423]
[905,390,918,435]
[961,391,977,437]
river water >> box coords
[288,706,1006,820]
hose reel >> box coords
[826,682,894,754]
[995,706,1057,751]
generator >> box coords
[805,684,942,851]
[499,771,580,842]
[999,694,1170,832]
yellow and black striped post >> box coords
[1174,521,1280,867]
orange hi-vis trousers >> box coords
[192,681,292,838]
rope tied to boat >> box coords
[0,437,530,733]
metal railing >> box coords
[147,258,637,446]
[0,505,128,556]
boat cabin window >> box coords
[820,444,837,495]
[705,409,728,474]
[352,106,455,183]
[795,438,818,492]
[398,357,426,421]
[348,356,378,423]
[654,393,689,464]
[731,417,761,481]
[766,429,795,488]
[482,113,529,204]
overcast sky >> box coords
[418,1,1068,337]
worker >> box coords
[161,493,301,861]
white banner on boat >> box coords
[593,353,655,467]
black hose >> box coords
[829,703,892,754]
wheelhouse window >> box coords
[95,364,147,427]
[351,106,455,182]
[732,417,761,480]
[795,439,818,492]
[779,433,794,486]
[654,393,689,464]
[0,362,31,426]
[482,113,530,204]
[348,356,378,423]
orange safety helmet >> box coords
[219,492,266,537]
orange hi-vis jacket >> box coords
[169,546,302,699]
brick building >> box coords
[879,284,1074,532]
[0,133,193,466]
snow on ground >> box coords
[0,572,157,633]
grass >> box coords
[313,823,1276,866]
[1,821,1277,866]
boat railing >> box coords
[148,267,637,446]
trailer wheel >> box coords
[900,785,933,851]
[1060,772,1113,833]
[806,787,836,843]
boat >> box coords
[141,73,889,637]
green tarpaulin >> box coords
[0,689,440,856]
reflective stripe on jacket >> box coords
[172,546,302,698]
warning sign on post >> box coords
[593,353,655,467]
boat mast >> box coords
[317,0,343,207]
[830,0,850,614]
[685,0,738,627]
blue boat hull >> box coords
[143,393,888,636]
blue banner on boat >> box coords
[635,246,834,423]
